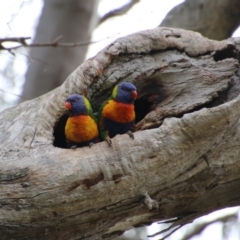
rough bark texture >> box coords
[161,0,240,40]
[22,0,99,101]
[1,27,240,239]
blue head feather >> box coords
[114,82,137,104]
[65,94,88,116]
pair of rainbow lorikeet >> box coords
[64,82,137,148]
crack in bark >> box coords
[0,168,29,182]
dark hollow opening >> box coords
[213,44,238,62]
[53,100,154,148]
[135,80,167,123]
[53,81,166,148]
[53,114,68,148]
[134,98,152,123]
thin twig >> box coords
[0,88,27,100]
[158,225,183,240]
[0,37,31,43]
[147,223,177,238]
[0,34,120,51]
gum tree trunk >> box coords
[1,27,240,239]
[22,0,99,100]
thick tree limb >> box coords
[0,28,240,239]
[160,0,240,40]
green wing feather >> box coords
[97,100,108,140]
[83,97,97,122]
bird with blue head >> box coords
[65,94,99,148]
[98,82,137,145]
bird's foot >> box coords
[105,136,112,147]
[127,131,134,139]
[89,142,94,148]
[70,145,77,150]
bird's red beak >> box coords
[131,90,137,100]
[65,101,72,110]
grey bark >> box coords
[1,28,240,239]
[161,0,240,40]
[22,0,99,101]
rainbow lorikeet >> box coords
[65,94,99,148]
[98,82,137,145]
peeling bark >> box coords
[0,28,240,239]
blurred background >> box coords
[1,0,240,239]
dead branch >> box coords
[0,35,116,51]
[99,0,140,25]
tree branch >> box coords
[0,35,117,51]
[0,28,240,239]
[160,0,240,40]
[99,0,140,25]
[180,212,238,240]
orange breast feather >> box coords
[65,115,98,143]
[103,100,135,123]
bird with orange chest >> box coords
[64,94,99,148]
[98,82,137,146]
